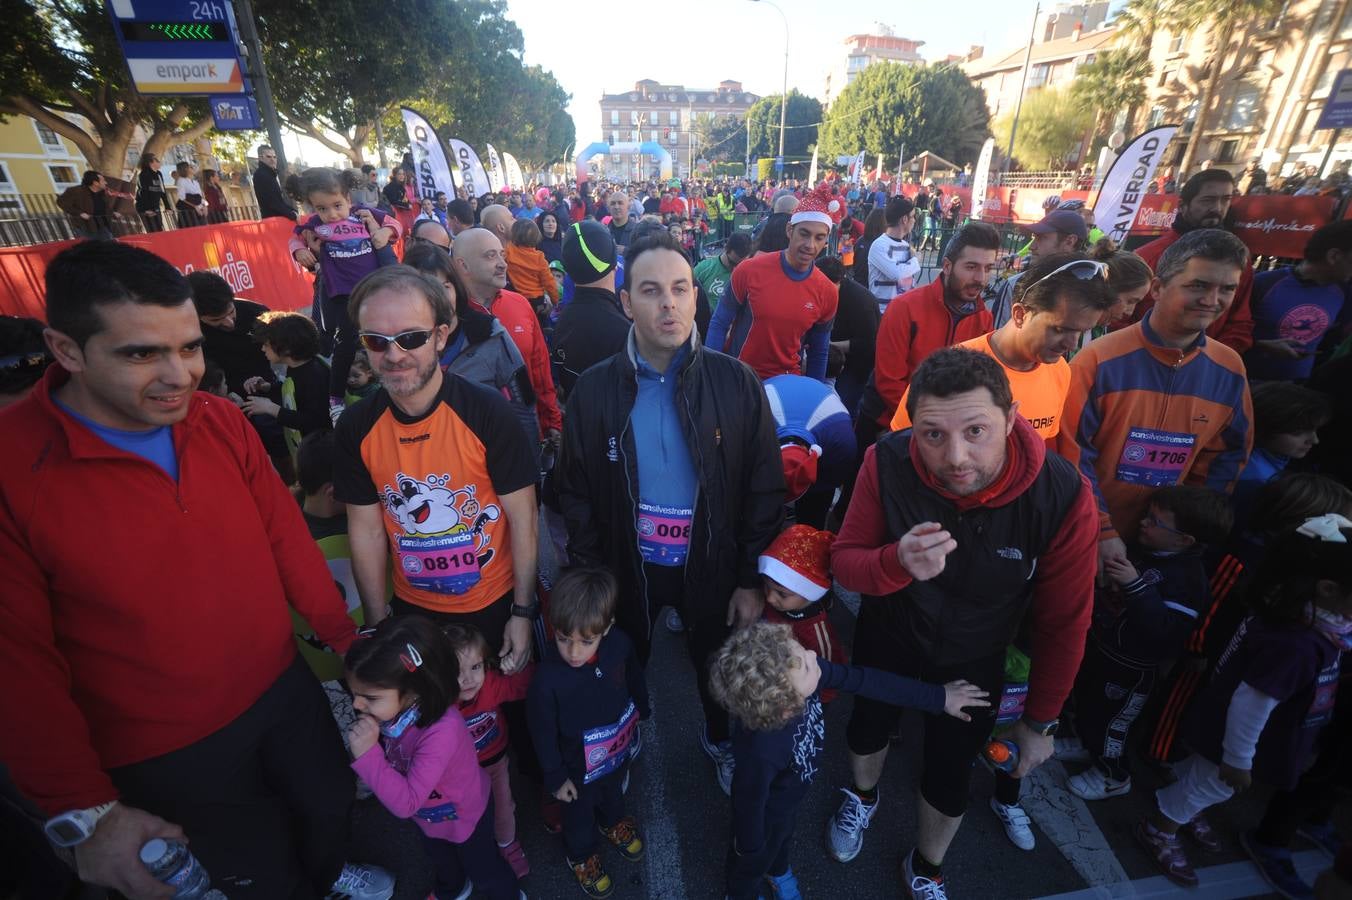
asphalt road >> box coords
[350,584,1348,900]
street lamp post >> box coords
[750,0,789,172]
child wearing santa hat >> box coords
[759,524,847,703]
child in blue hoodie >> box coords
[710,622,990,900]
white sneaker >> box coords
[699,727,735,795]
[328,862,396,900]
[1068,766,1132,801]
[990,798,1036,851]
[902,849,949,899]
[1053,735,1092,763]
[826,787,879,862]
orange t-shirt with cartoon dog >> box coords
[335,373,537,614]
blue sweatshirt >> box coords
[1244,267,1349,381]
[527,627,651,793]
[630,345,699,567]
[730,659,944,854]
[762,374,857,487]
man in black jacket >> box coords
[552,220,628,399]
[556,230,785,796]
[251,145,296,222]
[818,255,880,422]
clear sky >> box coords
[504,0,1042,147]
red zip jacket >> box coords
[832,416,1097,721]
[459,664,534,763]
[470,289,562,435]
[869,276,992,426]
[0,367,357,814]
[1128,226,1255,353]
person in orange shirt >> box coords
[505,218,560,325]
[891,253,1113,443]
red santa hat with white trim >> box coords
[758,524,835,602]
[790,182,838,228]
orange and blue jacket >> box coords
[1056,313,1253,543]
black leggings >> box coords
[323,291,356,400]
[725,808,796,899]
[423,795,518,900]
[560,768,627,861]
[108,658,352,899]
[1072,637,1155,782]
[844,597,1004,818]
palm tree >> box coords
[1115,0,1175,50]
[1071,49,1153,142]
[1173,0,1284,173]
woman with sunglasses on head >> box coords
[1067,239,1155,359]
[401,244,539,447]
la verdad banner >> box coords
[449,138,490,198]
[848,151,866,183]
[970,138,995,221]
[1093,125,1179,244]
[485,144,505,193]
[502,153,525,191]
[400,108,456,204]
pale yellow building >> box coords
[0,115,100,212]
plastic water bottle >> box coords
[140,839,227,898]
[983,738,1020,774]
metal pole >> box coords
[232,0,287,175]
[1004,1,1041,173]
[1319,129,1343,177]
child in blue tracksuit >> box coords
[1068,485,1233,802]
[527,568,650,899]
[709,622,990,900]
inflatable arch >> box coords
[575,141,673,181]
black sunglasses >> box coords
[358,329,436,353]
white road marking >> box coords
[1035,848,1329,899]
[1020,759,1132,886]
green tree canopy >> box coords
[818,63,990,168]
[993,88,1093,169]
[1070,49,1152,140]
[2,0,213,176]
[746,91,821,159]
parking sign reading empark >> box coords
[107,0,247,95]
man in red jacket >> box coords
[0,242,390,900]
[825,347,1096,899]
[1130,169,1254,352]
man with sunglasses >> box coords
[891,254,1114,444]
[335,265,539,677]
[1058,228,1254,579]
[1128,169,1255,353]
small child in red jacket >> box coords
[758,525,847,703]
[445,624,534,878]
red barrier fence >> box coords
[893,184,1337,259]
[0,218,314,320]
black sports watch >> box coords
[1020,715,1059,737]
[510,603,538,619]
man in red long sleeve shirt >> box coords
[0,242,390,900]
[824,347,1097,900]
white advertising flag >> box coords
[807,145,819,187]
[1093,125,1180,244]
[448,138,490,198]
[485,143,505,193]
[970,138,995,221]
[400,108,456,204]
[503,152,525,191]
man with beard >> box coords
[826,347,1097,899]
[1128,170,1255,352]
[1057,229,1254,577]
[335,266,539,676]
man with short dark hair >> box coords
[1058,228,1254,578]
[251,145,296,221]
[188,270,273,396]
[692,231,750,312]
[892,253,1114,442]
[868,195,921,310]
[0,241,390,900]
[557,230,784,797]
[56,171,111,240]
[446,198,475,236]
[1130,169,1254,351]
[827,346,1096,898]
